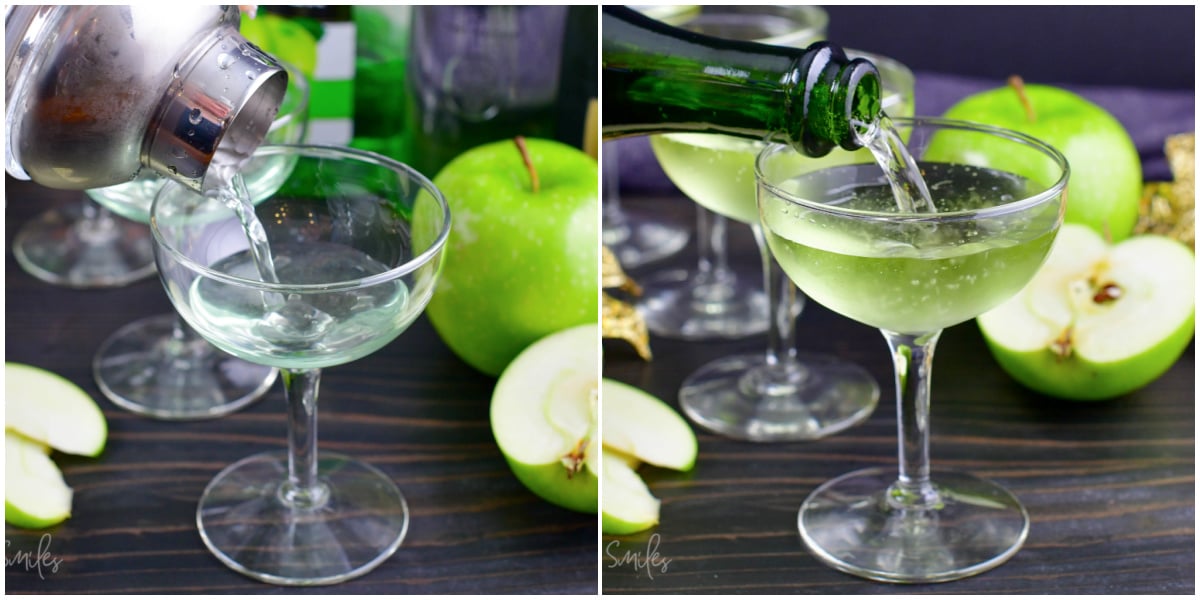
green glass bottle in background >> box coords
[351,5,411,161]
[259,5,356,145]
[602,5,883,157]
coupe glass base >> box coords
[637,268,769,340]
[679,352,878,441]
[12,203,156,288]
[798,467,1030,583]
[93,314,276,420]
[603,212,690,269]
[197,451,409,586]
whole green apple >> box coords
[978,224,1194,400]
[427,137,598,376]
[934,77,1142,242]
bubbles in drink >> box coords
[784,162,1034,215]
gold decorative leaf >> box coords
[602,293,651,361]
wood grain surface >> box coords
[4,178,598,594]
[601,192,1195,595]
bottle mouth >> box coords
[144,28,287,192]
[843,59,883,147]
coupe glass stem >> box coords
[78,198,119,242]
[601,146,629,239]
[164,313,203,361]
[752,224,800,371]
[281,368,328,510]
[882,329,943,509]
[696,208,735,293]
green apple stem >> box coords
[514,136,540,194]
[882,329,943,510]
[1007,75,1036,122]
[280,368,330,510]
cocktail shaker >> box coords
[5,5,286,191]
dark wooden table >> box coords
[601,191,1195,595]
[4,177,597,594]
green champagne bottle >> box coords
[602,5,883,157]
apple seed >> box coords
[1050,326,1073,360]
[560,437,588,478]
[1092,282,1122,304]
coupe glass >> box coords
[652,45,913,442]
[635,5,828,340]
[89,64,308,420]
[12,191,156,288]
[758,117,1068,582]
[152,145,450,585]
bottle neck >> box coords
[601,6,881,157]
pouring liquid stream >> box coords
[856,114,936,214]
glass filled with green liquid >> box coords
[758,117,1068,582]
[648,47,914,441]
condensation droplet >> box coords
[245,70,256,80]
[187,129,195,137]
[168,165,178,175]
[216,53,235,70]
[187,108,203,125]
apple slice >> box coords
[6,363,107,456]
[978,224,1195,400]
[6,431,73,528]
[491,324,599,513]
[601,378,697,471]
[601,448,661,535]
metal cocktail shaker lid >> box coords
[146,28,287,191]
[4,5,286,191]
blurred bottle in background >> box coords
[351,5,411,160]
[245,5,597,178]
[255,5,355,145]
[402,6,575,177]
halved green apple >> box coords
[978,224,1195,400]
[490,324,599,513]
[6,431,73,528]
[601,448,661,535]
[6,362,107,456]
